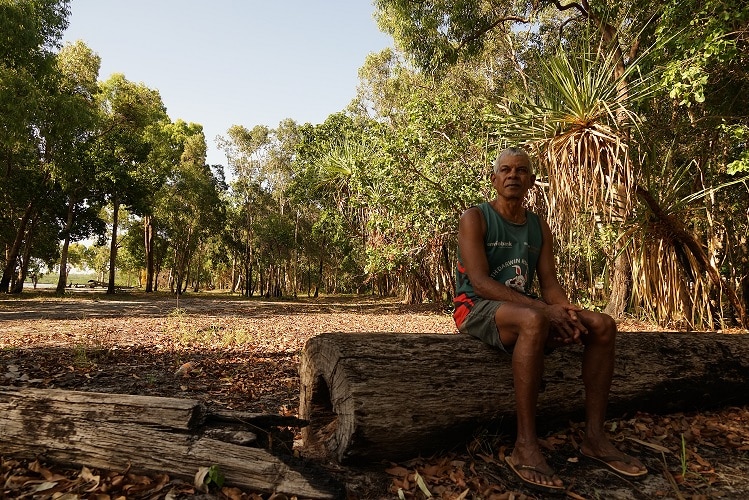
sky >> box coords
[61,0,393,166]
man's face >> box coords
[490,153,535,200]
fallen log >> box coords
[0,388,340,499]
[299,331,749,463]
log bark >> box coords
[0,388,340,499]
[299,331,749,463]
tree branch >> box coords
[550,0,589,17]
[456,16,531,53]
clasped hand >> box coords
[547,304,587,345]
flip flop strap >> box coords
[513,463,557,476]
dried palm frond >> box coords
[621,156,748,329]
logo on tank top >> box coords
[505,265,527,292]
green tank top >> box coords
[455,202,543,300]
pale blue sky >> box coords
[62,1,393,166]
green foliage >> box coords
[658,0,749,108]
[722,124,749,175]
[374,0,508,72]
[205,465,224,489]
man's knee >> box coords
[496,304,550,342]
[584,311,617,344]
[515,306,551,343]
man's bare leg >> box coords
[578,311,647,475]
[497,304,564,488]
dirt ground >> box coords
[1,291,749,499]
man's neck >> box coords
[491,198,526,224]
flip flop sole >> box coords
[504,455,566,494]
[580,451,649,478]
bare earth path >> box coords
[2,291,748,499]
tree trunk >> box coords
[144,214,155,292]
[10,218,37,294]
[0,388,340,499]
[107,197,120,295]
[299,331,749,464]
[294,210,299,298]
[0,201,33,293]
[56,197,76,294]
[604,252,632,317]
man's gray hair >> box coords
[494,147,533,174]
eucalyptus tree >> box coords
[219,124,270,296]
[219,120,303,296]
[0,0,71,292]
[95,73,169,294]
[157,124,225,294]
[222,179,272,296]
[352,48,497,302]
[141,119,192,292]
[3,25,103,295]
[52,40,106,293]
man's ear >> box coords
[530,174,537,186]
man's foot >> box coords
[505,453,565,493]
[580,442,648,478]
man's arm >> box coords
[535,216,587,342]
[535,216,571,306]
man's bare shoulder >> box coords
[459,206,486,235]
[459,206,483,223]
[461,205,480,216]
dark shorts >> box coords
[456,299,509,353]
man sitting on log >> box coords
[453,146,648,492]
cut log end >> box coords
[300,373,340,460]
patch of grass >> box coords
[72,344,96,369]
[167,307,190,341]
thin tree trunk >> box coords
[231,251,238,293]
[107,197,120,295]
[604,253,632,318]
[314,233,325,298]
[56,197,76,294]
[10,217,37,294]
[144,215,155,292]
[154,251,163,292]
[0,201,34,293]
[293,210,299,298]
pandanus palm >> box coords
[488,42,747,328]
[487,41,658,316]
[488,42,657,232]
